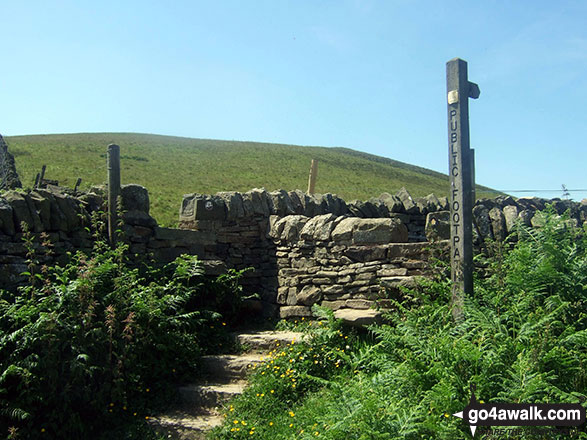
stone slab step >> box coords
[178,381,247,407]
[148,408,224,440]
[200,353,264,380]
[334,308,383,327]
[150,331,309,437]
[235,330,306,352]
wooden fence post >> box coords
[446,58,479,320]
[107,144,121,246]
[307,159,318,195]
[35,165,47,189]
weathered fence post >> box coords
[307,159,318,195]
[446,58,479,320]
[37,165,46,189]
[107,144,121,246]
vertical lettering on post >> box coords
[446,58,479,320]
[107,144,121,247]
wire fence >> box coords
[491,189,587,193]
[478,187,586,200]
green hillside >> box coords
[4,133,496,226]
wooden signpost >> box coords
[107,144,121,246]
[446,58,479,320]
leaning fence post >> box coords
[307,159,318,195]
[38,165,46,189]
[446,58,480,320]
[107,144,121,246]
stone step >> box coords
[150,330,309,438]
[334,308,384,327]
[148,408,224,440]
[235,330,306,352]
[178,381,247,407]
[200,353,264,380]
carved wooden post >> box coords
[307,159,318,195]
[107,144,121,246]
[446,58,479,320]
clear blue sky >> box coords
[2,0,586,200]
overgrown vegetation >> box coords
[1,198,583,439]
[213,209,587,439]
[5,133,497,226]
[0,224,247,439]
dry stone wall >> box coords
[179,187,448,242]
[471,196,586,243]
[426,195,587,245]
[0,134,22,191]
[1,183,585,319]
[268,214,439,318]
[0,188,101,288]
[0,185,222,290]
[178,188,587,318]
[175,188,452,318]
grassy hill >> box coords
[4,133,496,226]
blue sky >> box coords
[2,0,586,200]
